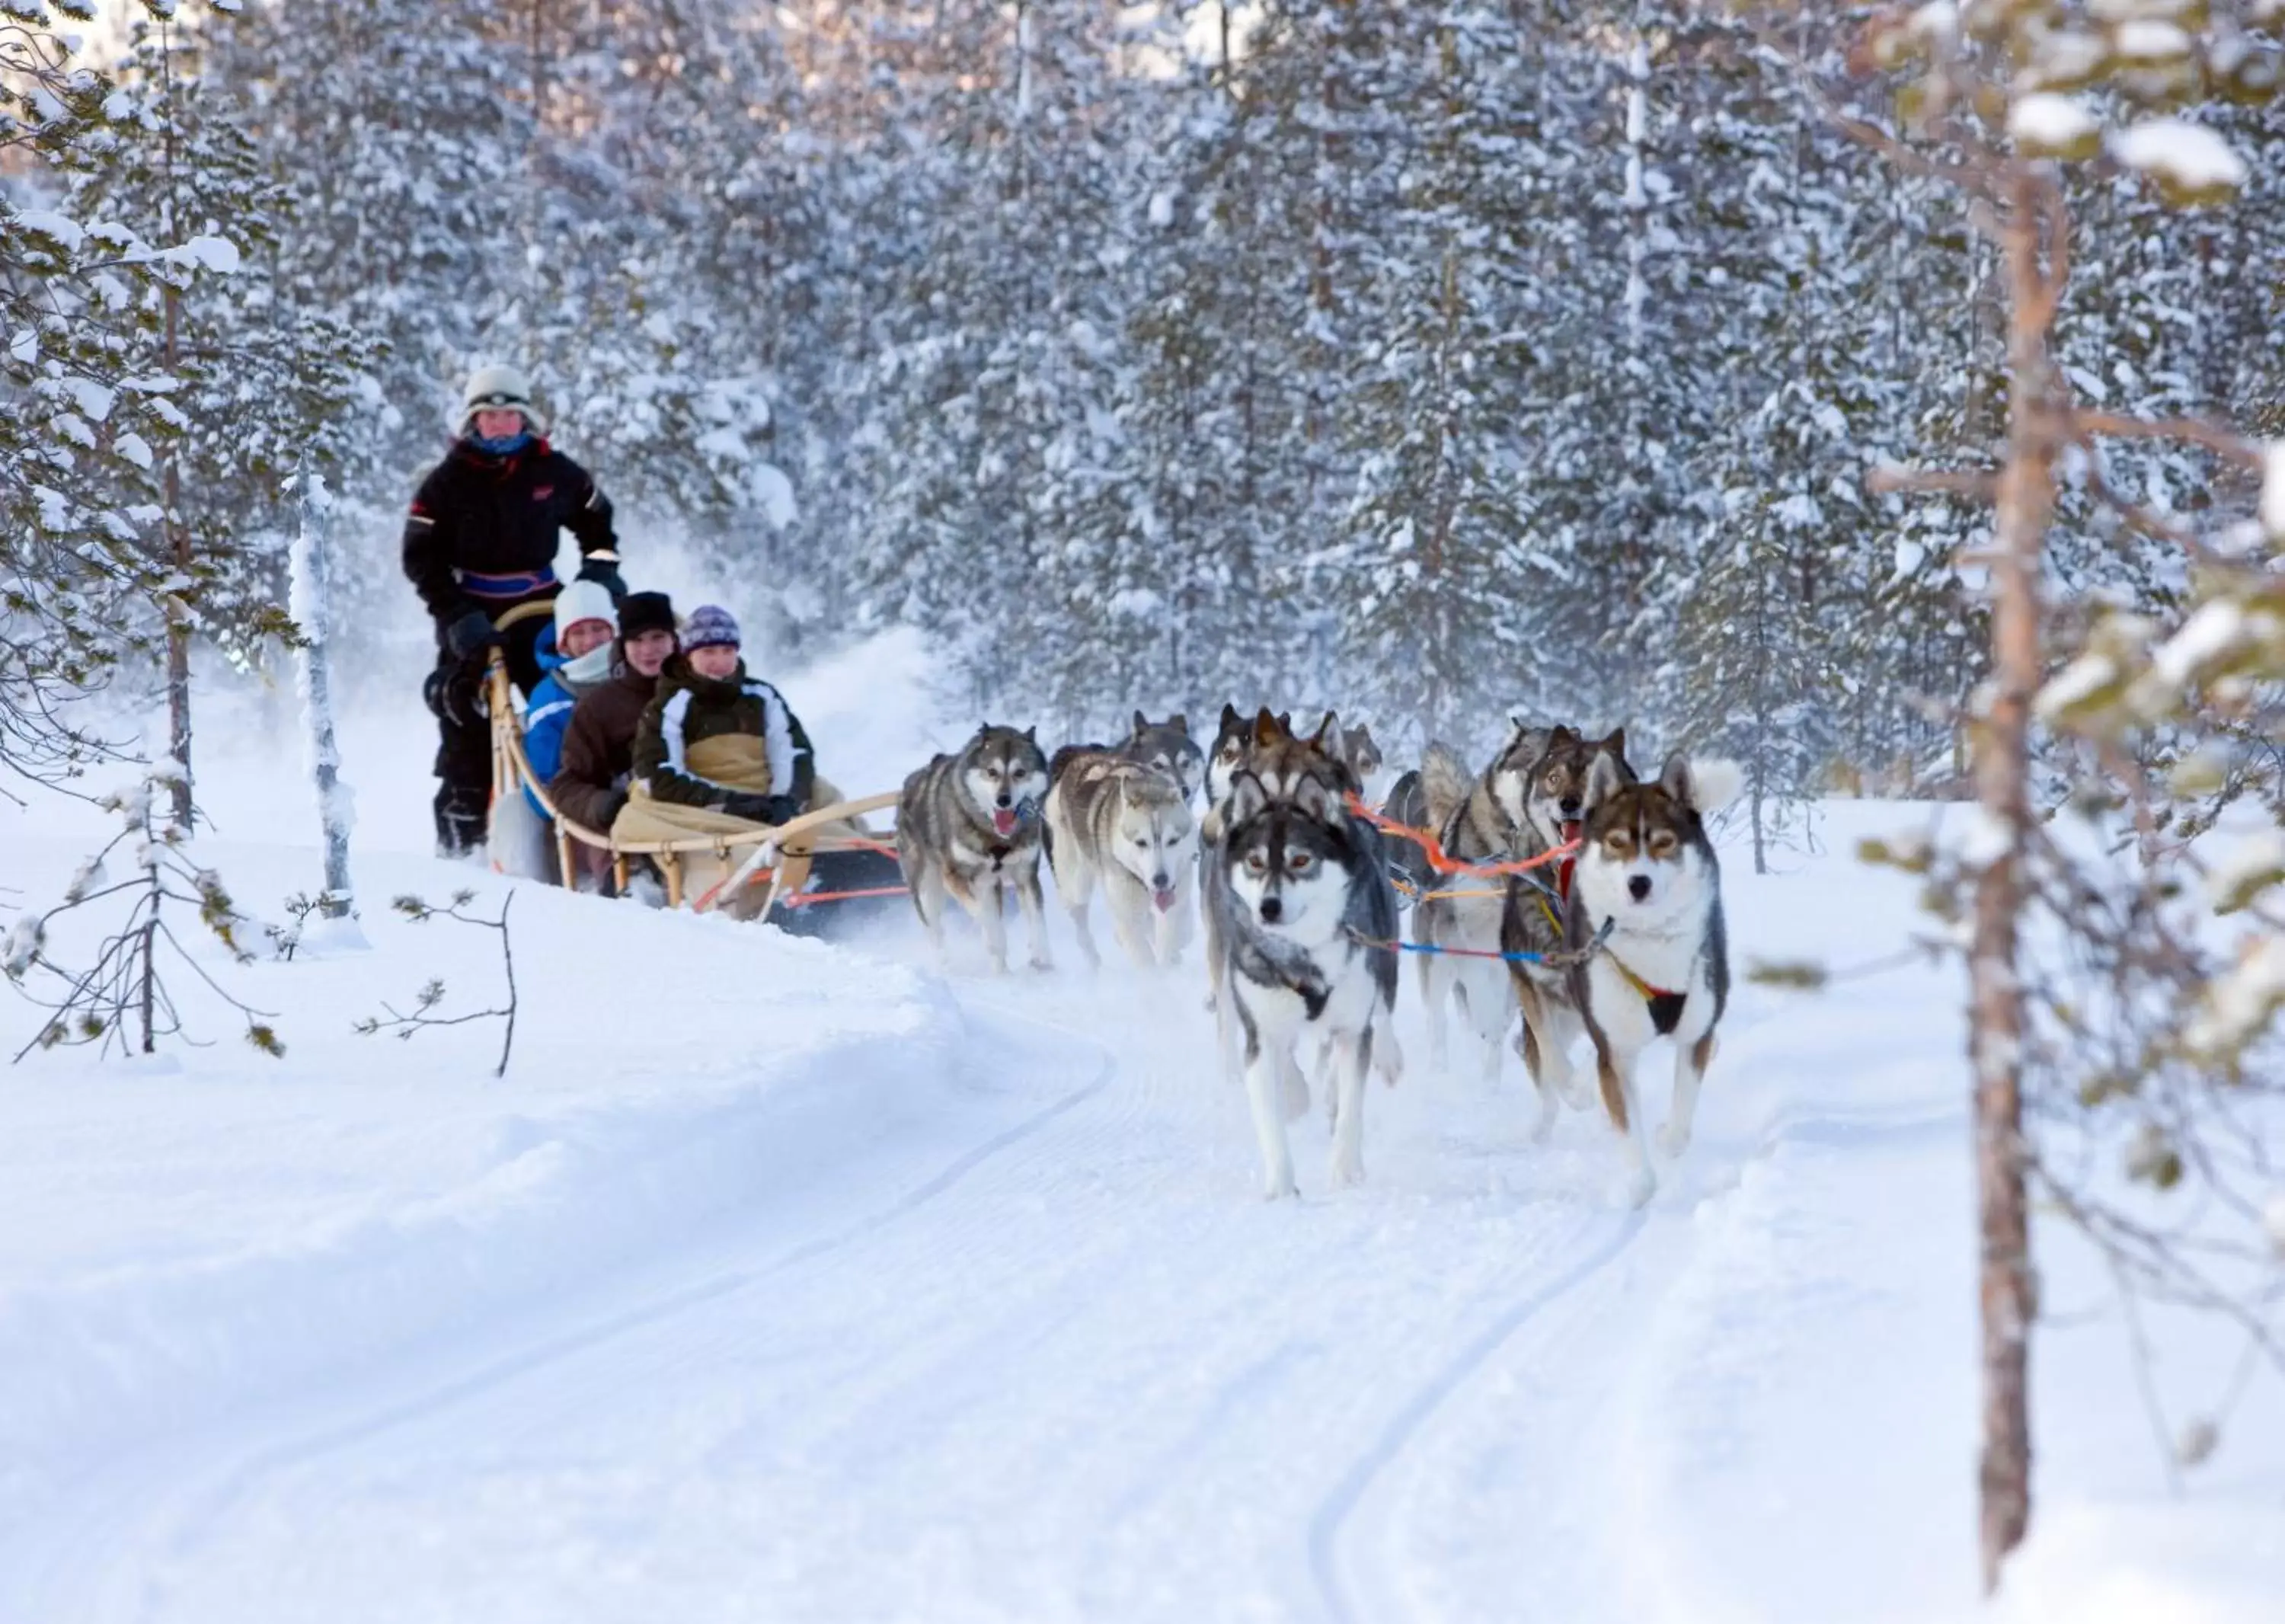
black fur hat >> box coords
[618,590,676,642]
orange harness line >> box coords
[1342,792,1580,881]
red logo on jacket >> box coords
[531,486,555,500]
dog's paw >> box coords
[1262,1173,1299,1201]
[1027,954,1055,973]
[1329,1153,1366,1188]
[1620,1166,1657,1209]
[1656,1120,1692,1159]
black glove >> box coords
[593,788,629,828]
[576,555,628,601]
[444,608,501,661]
[722,791,799,826]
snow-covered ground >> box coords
[0,633,2277,1623]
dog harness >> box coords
[1606,949,1688,1034]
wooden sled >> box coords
[481,599,901,921]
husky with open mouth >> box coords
[896,724,1053,974]
[1045,749,1197,970]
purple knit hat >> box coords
[682,605,741,652]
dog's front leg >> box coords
[1659,1025,1717,1160]
[1015,859,1053,971]
[1105,874,1157,972]
[1590,1026,1656,1207]
[1243,1033,1299,1200]
[1059,858,1103,970]
[1328,1028,1368,1188]
[960,871,1011,974]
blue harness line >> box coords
[459,566,558,599]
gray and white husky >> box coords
[897,724,1053,974]
[1411,725,1539,1085]
[1120,711,1206,805]
[1496,727,1638,1140]
[1214,769,1401,1199]
[1566,752,1738,1206]
[1045,750,1197,970]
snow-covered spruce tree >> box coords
[1309,5,1542,742]
[62,8,372,823]
[1762,0,2285,1587]
[0,2,213,796]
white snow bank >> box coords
[1998,1501,2285,1624]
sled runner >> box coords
[481,599,904,922]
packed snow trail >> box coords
[0,851,2028,1624]
[3,667,2277,1623]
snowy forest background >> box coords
[6,0,2284,802]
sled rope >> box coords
[781,884,909,910]
[1344,916,1612,970]
[1344,792,1579,881]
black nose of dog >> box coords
[1259,896,1283,924]
[1560,798,1580,818]
[995,792,1011,809]
[1628,874,1651,902]
[1152,872,1170,892]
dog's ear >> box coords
[1293,772,1334,826]
[1253,708,1287,746]
[1546,724,1577,751]
[1229,770,1269,825]
[1169,712,1187,734]
[1583,751,1627,814]
[1309,711,1341,753]
[1024,724,1038,743]
[1132,708,1149,737]
[1220,702,1241,730]
[1662,755,1743,817]
[1603,727,1629,769]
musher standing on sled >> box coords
[404,364,626,857]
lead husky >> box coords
[897,724,1053,974]
[1567,752,1738,1205]
[1216,769,1401,1198]
[1045,750,1197,969]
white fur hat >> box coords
[460,363,547,433]
[552,580,618,638]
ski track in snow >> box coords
[5,746,2265,1622]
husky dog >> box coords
[1045,751,1197,970]
[1566,753,1739,1205]
[1120,711,1206,804]
[1215,770,1401,1197]
[1338,721,1387,802]
[1202,710,1359,1026]
[1497,727,1638,1138]
[897,724,1053,974]
[1205,703,1292,810]
[1410,722,1603,1088]
[1377,766,1435,903]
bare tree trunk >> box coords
[293,460,355,919]
[1973,165,2060,1594]
[162,298,193,833]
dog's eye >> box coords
[1543,771,1563,791]
[1288,852,1315,873]
[1647,831,1679,858]
[1245,850,1269,872]
[1604,832,1635,859]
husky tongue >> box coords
[1153,887,1177,914]
[992,807,1019,836]
[1560,820,1582,843]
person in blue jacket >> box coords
[523,580,620,823]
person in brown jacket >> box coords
[550,591,677,853]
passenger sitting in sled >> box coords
[613,606,889,922]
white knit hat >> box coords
[460,363,547,433]
[552,580,618,638]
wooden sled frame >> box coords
[482,599,899,919]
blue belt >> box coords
[458,567,558,599]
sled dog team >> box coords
[897,710,1740,1207]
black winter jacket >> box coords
[401,438,618,622]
